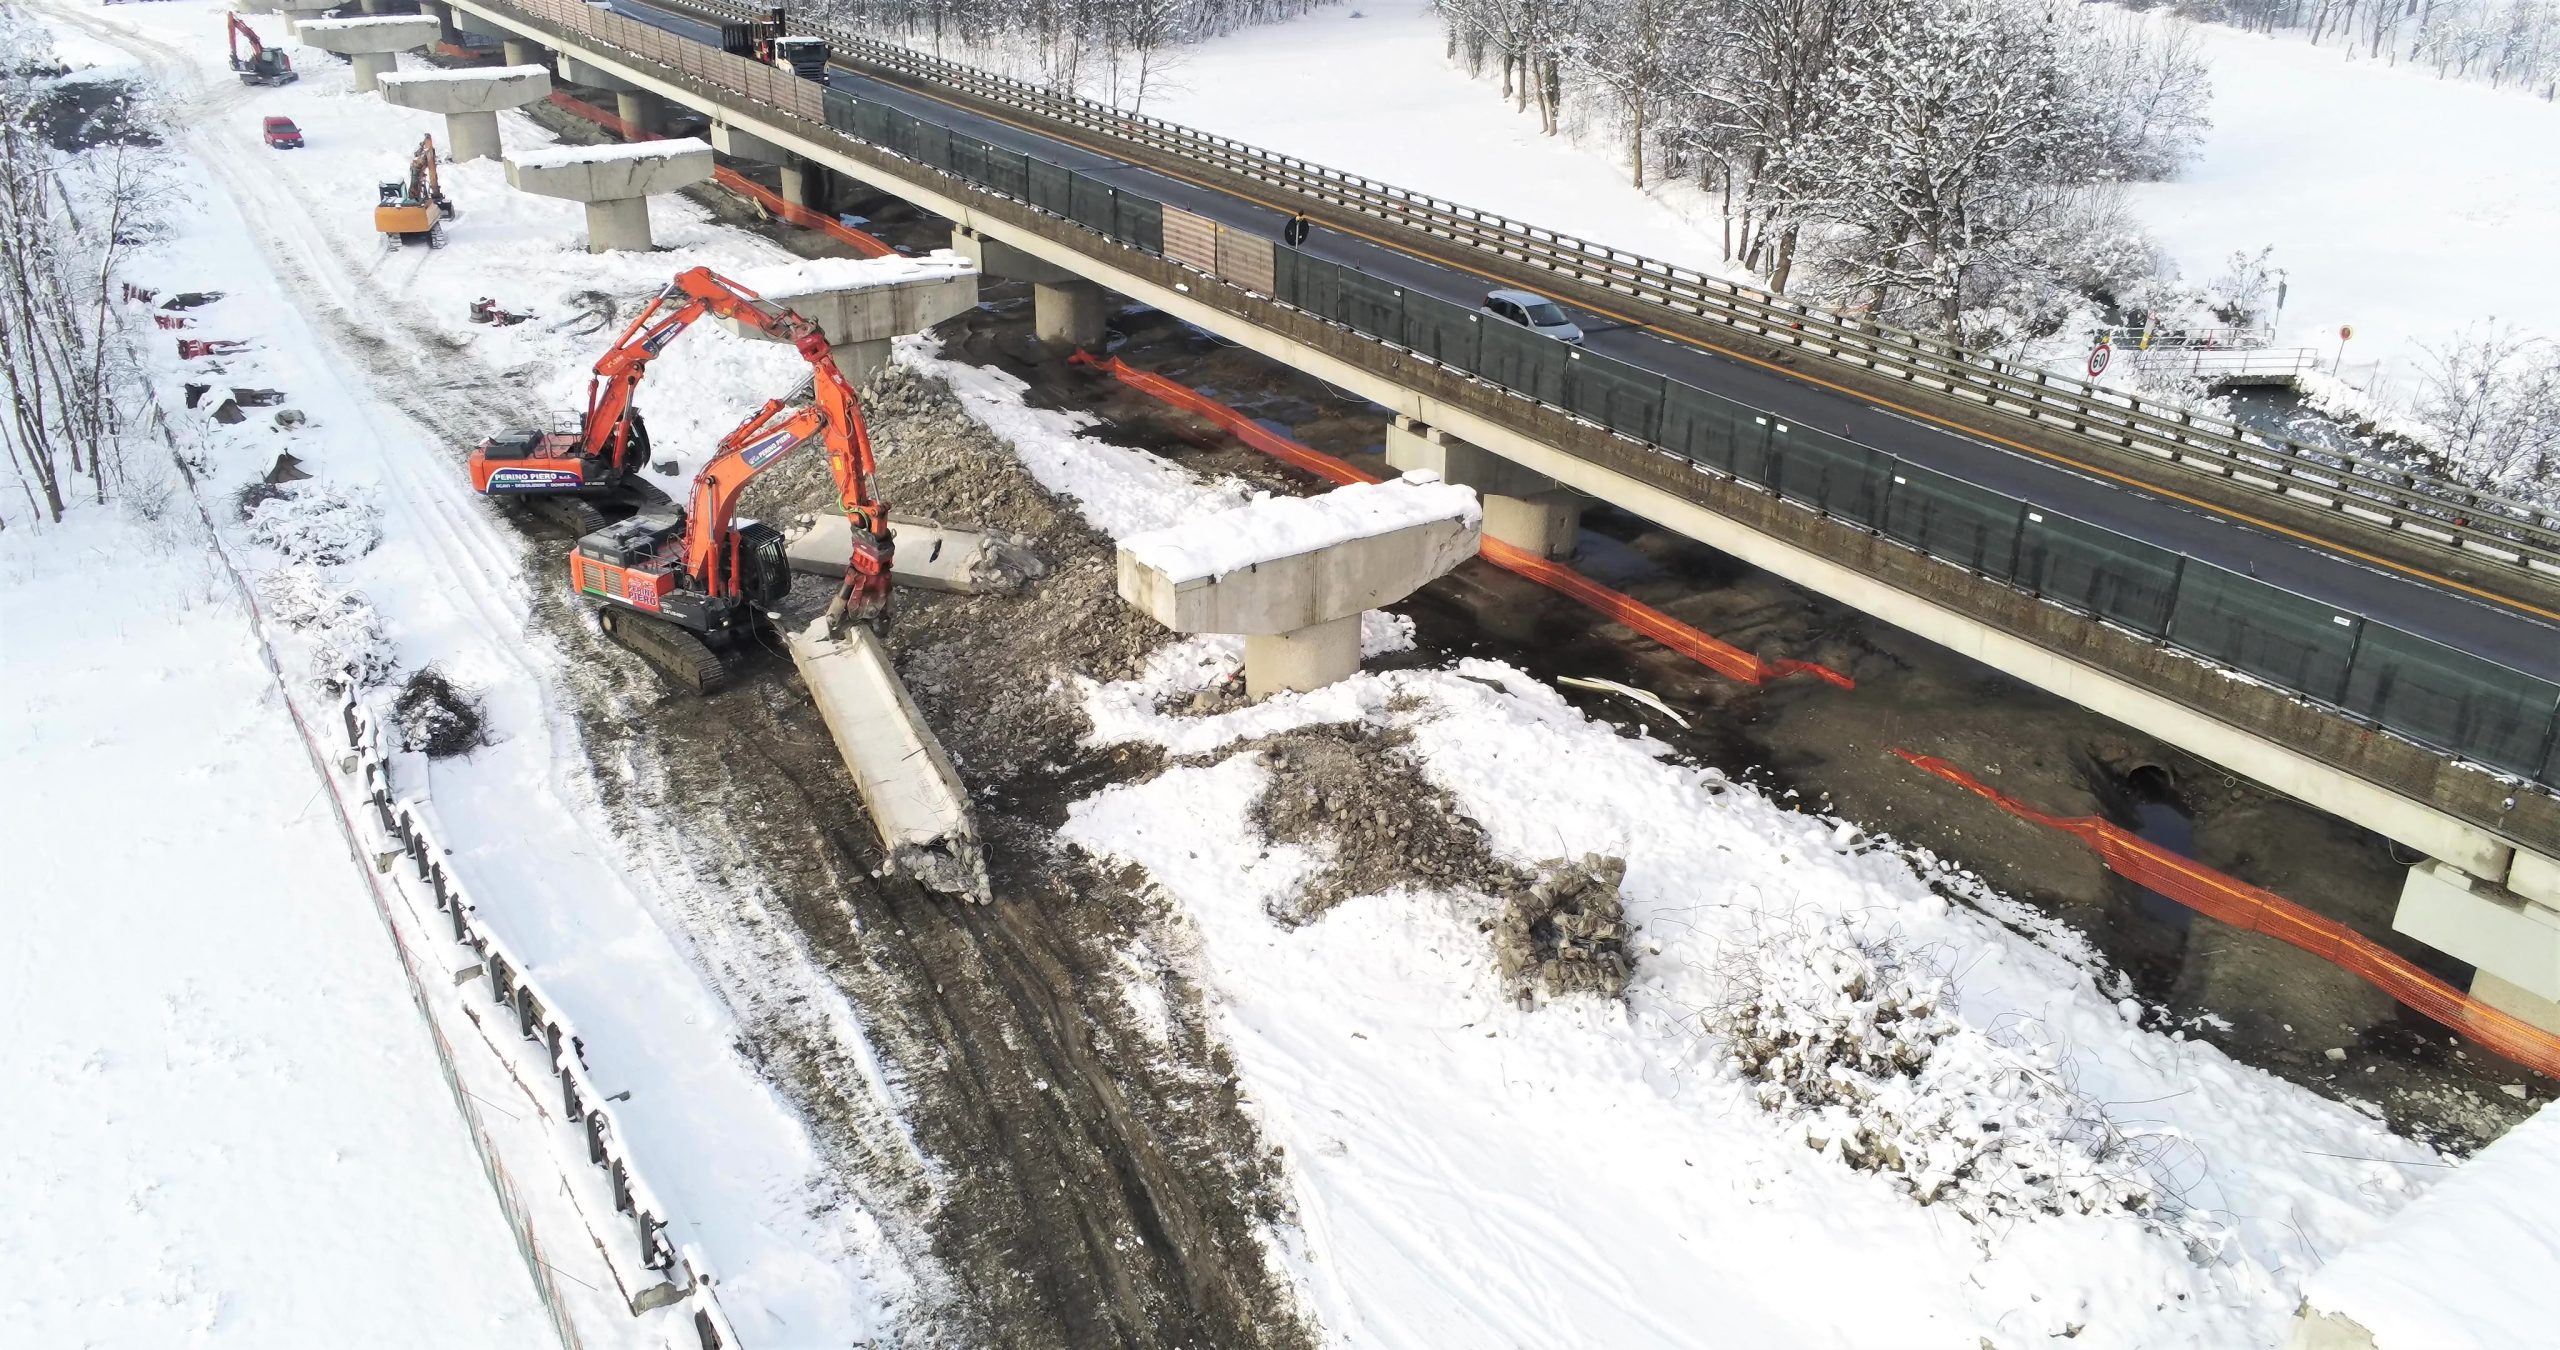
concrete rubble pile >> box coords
[1494,854,1633,1003]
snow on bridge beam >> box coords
[377,65,550,162]
[1118,473,1481,696]
[294,15,440,92]
[504,139,712,253]
[714,252,979,385]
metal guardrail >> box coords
[659,0,2560,583]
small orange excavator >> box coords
[376,135,454,247]
[471,268,795,503]
[566,278,893,694]
[226,12,296,87]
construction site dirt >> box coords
[912,280,2549,1155]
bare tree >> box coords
[0,3,160,527]
[2413,323,2560,500]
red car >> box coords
[261,116,303,149]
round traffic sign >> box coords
[2088,344,2112,377]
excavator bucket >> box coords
[785,617,990,903]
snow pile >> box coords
[244,479,380,565]
[253,565,393,690]
[1119,471,1478,583]
[2300,1099,2560,1350]
[507,136,712,169]
[1708,906,2191,1236]
[734,248,975,298]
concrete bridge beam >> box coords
[377,65,550,161]
[1386,415,1582,560]
[1117,474,1482,696]
[505,140,712,252]
[715,253,979,386]
[294,15,440,92]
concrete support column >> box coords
[446,109,501,163]
[779,158,813,210]
[1385,415,1583,559]
[2394,859,2560,1034]
[502,38,544,67]
[348,51,400,92]
[1034,280,1106,349]
[832,338,892,387]
[1244,615,1362,696]
[615,89,663,138]
[1116,475,1481,700]
[359,0,388,13]
[583,197,655,254]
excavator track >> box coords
[597,606,736,695]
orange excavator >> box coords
[566,279,893,694]
[227,12,296,87]
[376,135,454,247]
[472,268,794,503]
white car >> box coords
[1482,288,1585,344]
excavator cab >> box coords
[377,136,453,246]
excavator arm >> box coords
[227,12,262,62]
[678,318,891,626]
[568,267,829,486]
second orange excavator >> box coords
[471,267,803,504]
[565,273,895,694]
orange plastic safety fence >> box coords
[542,92,895,258]
[1894,748,2560,1079]
[1068,350,1853,690]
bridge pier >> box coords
[378,66,550,162]
[296,15,441,93]
[1385,415,1581,560]
[953,227,1110,348]
[1117,474,1481,697]
[501,37,544,68]
[2394,859,2560,1033]
[505,139,712,252]
[714,252,977,387]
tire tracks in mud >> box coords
[72,9,1320,1342]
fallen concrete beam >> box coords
[295,15,439,92]
[377,64,549,162]
[786,513,1045,594]
[785,619,990,903]
[1118,472,1481,694]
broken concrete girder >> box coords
[1117,471,1482,695]
[504,139,712,253]
[786,513,1045,594]
[294,15,439,93]
[785,619,990,903]
[376,65,549,162]
[718,252,979,385]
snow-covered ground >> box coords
[25,1,932,1340]
[2126,16,2560,389]
[1143,3,1747,283]
[1148,1,2560,392]
[0,478,557,1347]
[894,349,2456,1349]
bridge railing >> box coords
[640,0,2560,582]
[484,0,2560,792]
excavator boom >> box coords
[226,12,296,85]
[472,267,829,500]
[567,274,892,692]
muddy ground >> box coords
[891,271,2549,1152]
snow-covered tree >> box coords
[2412,324,2560,500]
